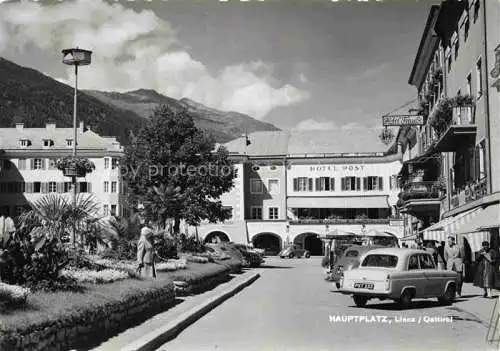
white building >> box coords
[194,129,405,255]
[0,122,127,217]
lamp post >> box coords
[62,47,92,247]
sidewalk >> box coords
[91,269,260,351]
[453,283,499,328]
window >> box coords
[32,158,44,170]
[17,159,26,170]
[341,177,361,191]
[64,182,73,192]
[66,139,73,146]
[104,181,109,193]
[315,177,335,191]
[43,139,54,147]
[389,175,399,190]
[476,58,483,97]
[79,182,88,193]
[447,55,452,73]
[48,159,57,170]
[111,181,117,193]
[268,207,279,220]
[478,140,486,180]
[464,16,470,41]
[345,250,359,258]
[103,205,109,216]
[473,0,480,23]
[33,182,41,193]
[268,179,279,195]
[250,179,263,194]
[419,254,436,270]
[293,177,313,192]
[364,176,384,191]
[408,255,420,270]
[361,254,398,268]
[104,158,110,169]
[250,207,262,220]
[112,158,119,170]
[48,182,57,193]
[111,205,117,216]
[466,74,472,96]
[19,139,30,147]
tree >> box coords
[124,104,236,235]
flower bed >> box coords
[60,268,129,284]
[0,283,30,306]
[155,259,187,272]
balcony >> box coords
[397,181,442,216]
[450,178,488,210]
[432,103,476,153]
[288,218,393,225]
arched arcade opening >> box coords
[204,231,230,244]
[252,233,282,256]
[293,233,323,256]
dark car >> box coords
[327,245,384,288]
[279,244,311,259]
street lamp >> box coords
[62,47,92,247]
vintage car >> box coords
[279,244,311,258]
[327,245,385,288]
[338,248,458,308]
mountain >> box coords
[85,89,281,143]
[0,57,143,145]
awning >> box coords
[454,204,500,235]
[460,231,491,253]
[421,207,482,241]
[287,196,388,209]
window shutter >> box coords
[41,159,46,170]
[356,178,361,191]
[315,178,320,191]
[474,147,480,181]
[379,177,384,190]
[363,177,368,190]
[57,182,64,193]
[41,182,47,193]
[26,182,33,193]
[30,159,34,170]
[308,178,313,192]
[293,178,298,191]
[88,182,92,193]
[341,177,345,191]
[330,178,335,191]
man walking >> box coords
[444,236,465,297]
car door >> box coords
[419,253,442,296]
[406,254,426,298]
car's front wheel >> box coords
[288,253,294,259]
[438,285,456,305]
[305,253,311,258]
[398,289,413,309]
[353,295,368,307]
[335,283,341,289]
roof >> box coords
[362,248,428,256]
[224,129,390,157]
[0,123,123,152]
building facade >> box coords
[195,130,404,255]
[0,122,127,218]
[397,0,500,267]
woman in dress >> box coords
[137,218,156,279]
[473,241,498,298]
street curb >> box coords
[120,271,261,351]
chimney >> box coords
[46,120,56,130]
[15,123,24,131]
[79,121,84,132]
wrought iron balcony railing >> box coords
[400,181,442,201]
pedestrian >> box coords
[444,236,465,297]
[137,219,156,279]
[473,241,498,298]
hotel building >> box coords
[0,122,127,218]
[195,129,404,255]
[397,0,500,273]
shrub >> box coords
[0,282,30,305]
[178,234,205,253]
[154,236,178,260]
[100,237,137,260]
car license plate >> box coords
[354,282,374,289]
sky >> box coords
[0,0,440,132]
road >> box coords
[158,257,494,351]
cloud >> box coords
[293,118,338,131]
[346,62,390,83]
[0,0,309,119]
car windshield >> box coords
[345,250,359,258]
[361,254,398,268]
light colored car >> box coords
[279,244,311,259]
[339,248,458,308]
[327,245,385,288]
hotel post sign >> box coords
[382,115,424,126]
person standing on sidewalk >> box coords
[444,236,465,297]
[473,241,498,298]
